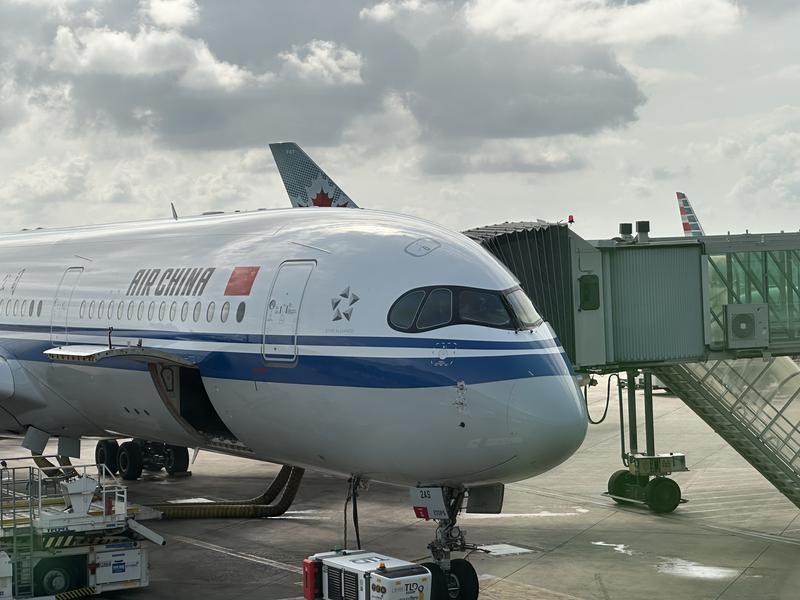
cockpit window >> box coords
[416,288,453,329]
[459,290,511,327]
[506,288,542,329]
[388,285,521,333]
[389,290,426,329]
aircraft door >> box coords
[50,267,83,346]
[262,261,315,362]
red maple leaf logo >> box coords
[312,188,333,207]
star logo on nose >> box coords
[331,286,360,321]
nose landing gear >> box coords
[411,487,480,600]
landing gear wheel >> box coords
[645,477,681,513]
[39,566,71,595]
[118,441,143,481]
[607,469,635,504]
[447,559,479,600]
[421,562,448,600]
[165,445,189,475]
[95,439,119,475]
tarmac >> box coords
[4,377,800,599]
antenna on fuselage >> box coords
[171,202,179,221]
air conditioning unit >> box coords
[725,303,769,350]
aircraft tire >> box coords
[421,562,448,600]
[645,477,681,513]
[165,445,190,475]
[95,439,119,475]
[118,441,144,481]
[448,559,479,600]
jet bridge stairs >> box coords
[653,360,800,509]
[464,221,800,512]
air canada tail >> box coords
[677,191,705,237]
[269,142,358,208]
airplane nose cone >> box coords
[508,373,588,478]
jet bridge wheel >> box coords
[645,477,681,514]
[118,441,144,481]
[95,439,119,475]
[607,469,636,504]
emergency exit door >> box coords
[262,261,314,362]
[50,266,83,346]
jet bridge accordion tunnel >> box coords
[464,221,800,511]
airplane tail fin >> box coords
[269,142,358,208]
[677,191,706,237]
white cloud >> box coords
[464,0,741,46]
[279,40,363,85]
[360,0,434,22]
[142,0,199,29]
[50,26,255,91]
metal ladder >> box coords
[1,466,35,598]
[653,360,800,508]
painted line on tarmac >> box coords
[174,535,303,574]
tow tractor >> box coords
[0,456,164,598]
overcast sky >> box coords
[0,0,798,239]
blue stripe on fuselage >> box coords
[0,326,572,388]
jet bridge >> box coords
[464,221,800,512]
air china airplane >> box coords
[0,144,587,599]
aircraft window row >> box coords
[0,298,44,318]
[388,286,542,333]
[77,299,247,324]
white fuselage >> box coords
[0,208,587,486]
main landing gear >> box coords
[95,438,190,480]
[412,487,480,600]
[604,371,687,513]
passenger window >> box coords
[147,302,155,321]
[236,302,246,323]
[390,290,426,330]
[169,301,177,321]
[99,300,105,319]
[193,301,201,322]
[108,301,114,319]
[29,300,35,317]
[137,301,145,320]
[37,300,42,317]
[88,301,95,319]
[206,301,215,322]
[21,300,27,317]
[0,300,4,315]
[13,300,18,316]
[458,290,511,327]
[181,301,189,322]
[117,302,124,320]
[159,301,166,321]
[220,301,230,323]
[79,300,86,319]
[127,301,134,320]
[416,288,452,330]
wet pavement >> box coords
[3,378,799,599]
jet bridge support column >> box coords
[606,370,687,513]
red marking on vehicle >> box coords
[225,266,260,296]
[312,189,333,207]
[413,506,430,520]
[682,222,692,231]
